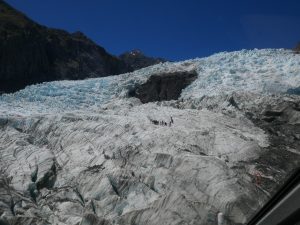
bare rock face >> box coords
[129,71,197,103]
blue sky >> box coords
[6,0,300,61]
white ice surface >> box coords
[0,49,299,115]
[0,49,299,225]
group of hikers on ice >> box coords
[150,116,174,127]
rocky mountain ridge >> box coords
[0,0,165,93]
[119,50,166,71]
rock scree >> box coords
[129,70,198,103]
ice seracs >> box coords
[0,49,299,115]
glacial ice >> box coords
[0,49,300,225]
[0,49,299,115]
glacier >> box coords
[0,48,299,115]
[0,49,300,225]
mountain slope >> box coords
[0,49,299,225]
[119,50,166,71]
[0,1,164,94]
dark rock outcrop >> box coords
[119,49,166,71]
[129,71,197,103]
[294,42,300,53]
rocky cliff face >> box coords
[0,49,299,225]
[0,1,164,94]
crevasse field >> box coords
[0,49,300,225]
[0,49,299,115]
